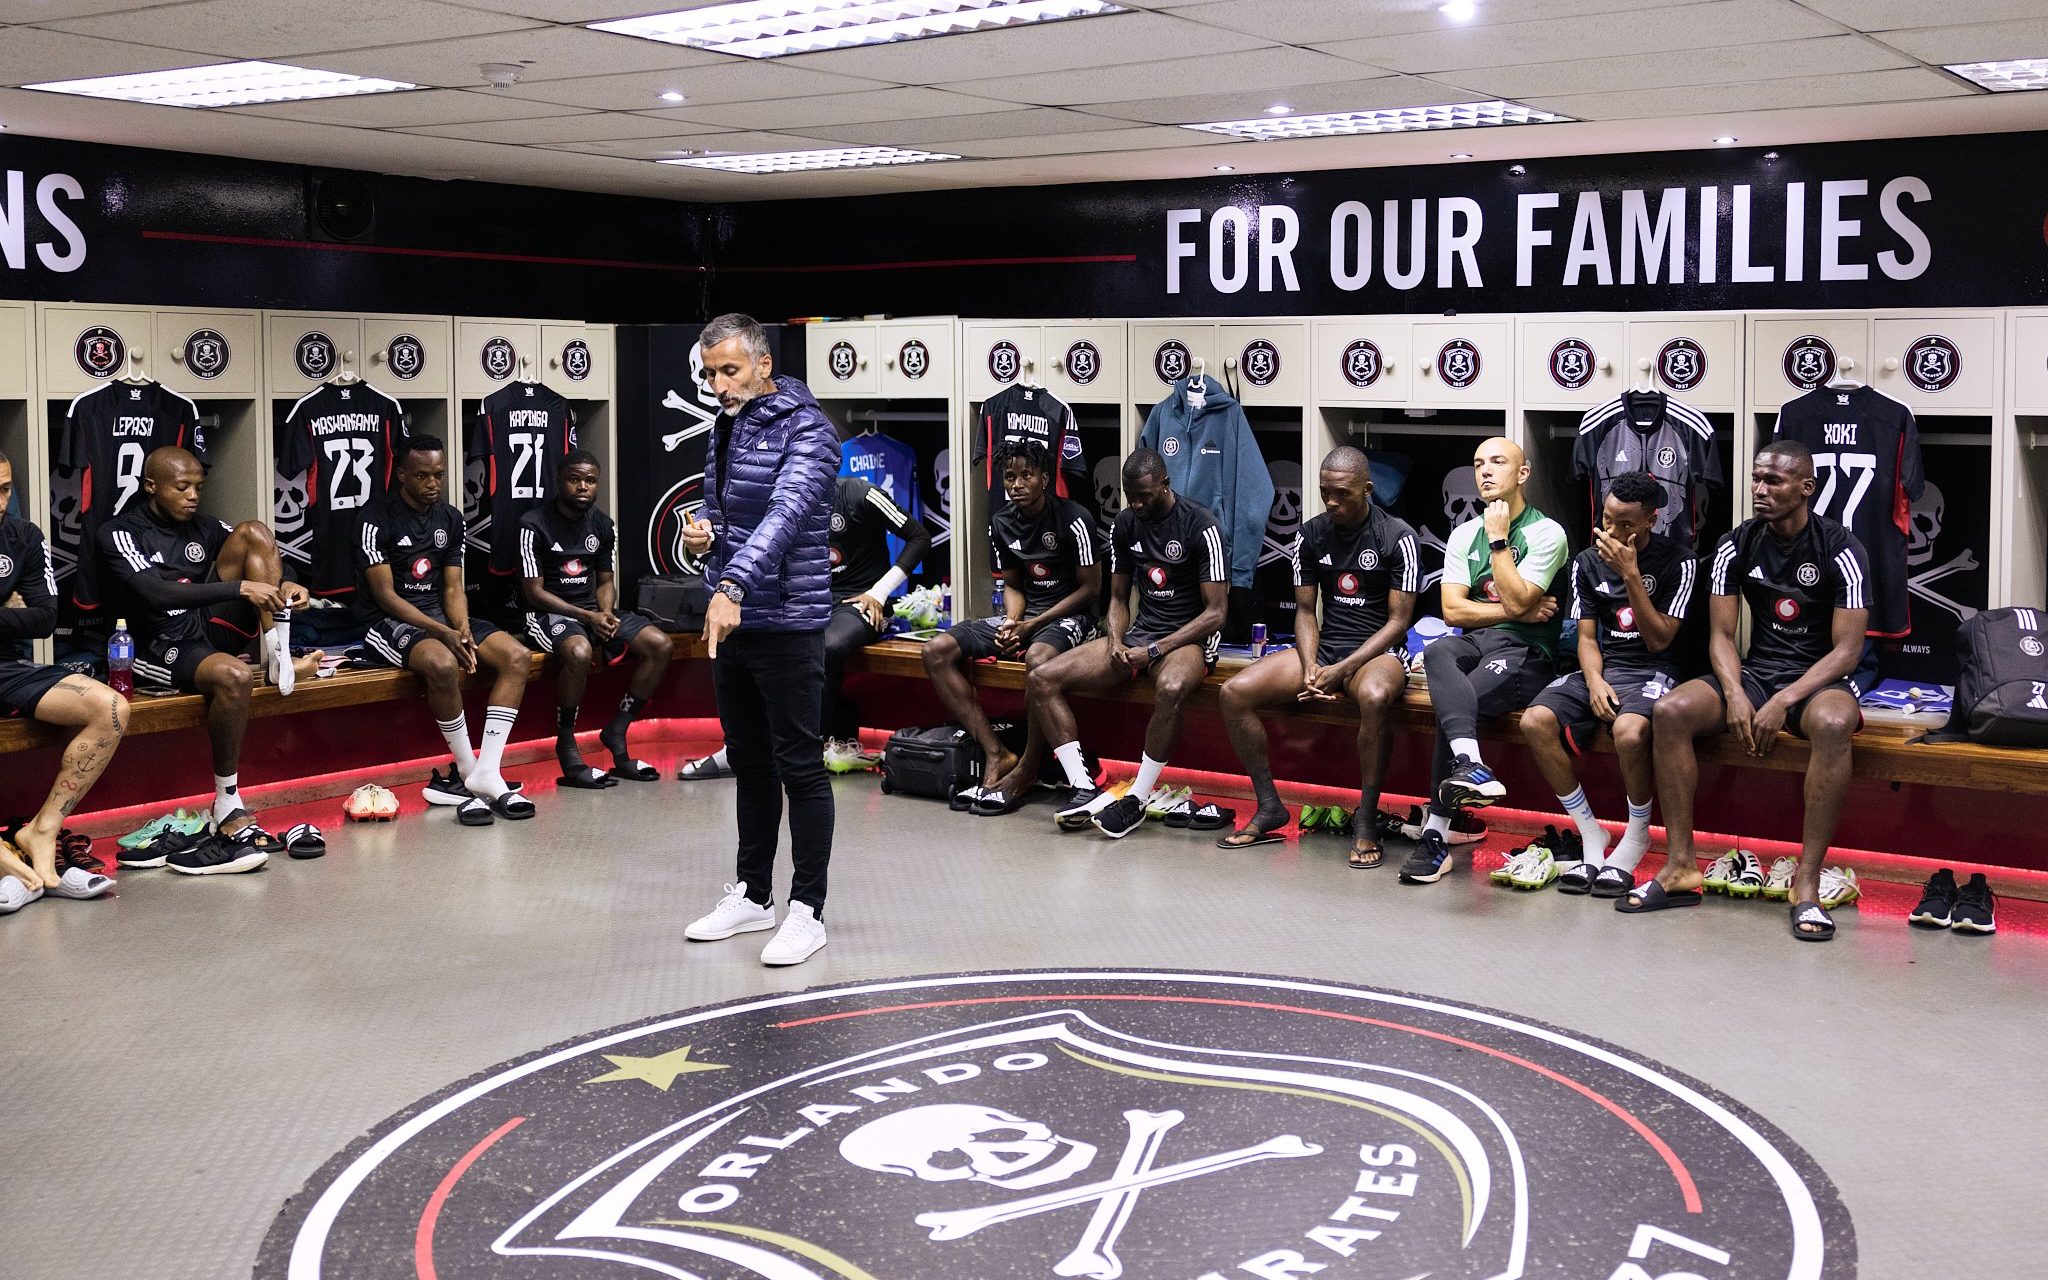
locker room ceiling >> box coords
[1,0,2045,200]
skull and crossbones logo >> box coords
[1906,480,1979,622]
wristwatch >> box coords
[716,579,745,605]
[1145,642,1162,664]
[1488,537,1511,554]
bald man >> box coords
[1401,436,1568,886]
[98,447,321,869]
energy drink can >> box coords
[1251,622,1268,656]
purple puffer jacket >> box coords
[703,376,840,633]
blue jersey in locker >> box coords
[840,433,924,574]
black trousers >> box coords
[713,627,834,914]
[820,602,884,742]
[1422,629,1552,814]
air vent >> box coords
[309,172,375,243]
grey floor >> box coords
[5,735,2045,1279]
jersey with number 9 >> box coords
[60,380,204,610]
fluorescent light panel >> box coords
[27,60,417,108]
[661,146,961,173]
[1945,59,2048,92]
[594,0,1127,59]
[1183,100,1569,140]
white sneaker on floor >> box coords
[0,874,42,913]
[1818,865,1861,909]
[761,902,827,966]
[685,881,777,941]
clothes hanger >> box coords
[331,349,361,385]
[517,352,539,384]
[118,349,152,386]
[1020,358,1040,390]
[1184,356,1208,409]
[1631,357,1656,393]
[1825,357,1863,390]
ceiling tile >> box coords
[0,0,184,17]
[0,25,218,86]
[775,10,1256,84]
[435,0,704,18]
[805,107,1135,147]
[227,86,586,127]
[48,0,541,59]
[1443,35,1916,98]
[396,111,703,144]
[537,132,747,161]
[495,62,895,111]
[1081,75,1486,124]
[656,86,1017,132]
[311,24,729,89]
[1797,0,2048,28]
[1878,18,2048,63]
[1524,65,1972,118]
[1172,0,1711,43]
[943,45,1376,108]
[958,125,1235,157]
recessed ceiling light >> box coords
[660,146,961,173]
[1944,58,2048,91]
[25,60,417,108]
[1214,164,1235,171]
[595,0,1129,59]
[1440,0,1477,20]
[1185,101,1569,141]
[1713,135,1737,144]
[1450,151,1473,159]
[659,90,687,102]
[1265,104,1291,115]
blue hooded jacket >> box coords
[702,375,840,633]
[1138,375,1275,589]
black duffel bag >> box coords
[637,574,710,632]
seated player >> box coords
[920,439,1100,815]
[0,448,120,907]
[356,436,534,824]
[520,450,672,787]
[99,447,320,872]
[1517,472,1697,895]
[1635,441,1870,940]
[1026,448,1227,839]
[1217,446,1418,864]
[1401,436,1567,886]
[679,472,929,780]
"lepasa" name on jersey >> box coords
[112,416,158,438]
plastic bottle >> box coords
[939,584,952,628]
[107,618,134,698]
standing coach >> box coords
[679,314,841,967]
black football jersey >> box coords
[829,477,919,595]
[518,504,615,611]
[471,382,577,575]
[990,496,1096,617]
[0,513,58,657]
[1572,391,1722,547]
[61,380,204,609]
[1293,505,1420,652]
[97,502,233,647]
[1568,534,1697,669]
[277,382,410,598]
[1710,514,1869,687]
[1771,385,1923,637]
[1108,497,1226,637]
[975,384,1087,501]
[356,497,465,624]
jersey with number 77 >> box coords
[278,381,410,599]
[471,381,578,577]
[1771,384,1923,638]
[60,380,204,611]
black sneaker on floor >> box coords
[1951,873,1997,934]
[1908,868,1958,928]
[1398,831,1454,884]
[118,828,199,869]
[1436,758,1506,811]
[1054,786,1110,830]
[422,766,474,807]
[1394,804,1489,847]
[165,833,268,876]
[1091,794,1146,839]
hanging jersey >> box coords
[1572,391,1721,547]
[1443,506,1571,657]
[60,380,204,609]
[830,477,918,595]
[356,497,465,624]
[1710,514,1869,688]
[518,504,615,612]
[96,503,232,648]
[1568,534,1697,669]
[0,515,57,659]
[839,434,923,574]
[1294,506,1420,653]
[471,382,577,576]
[1109,498,1226,637]
[1771,385,1923,637]
[990,496,1095,617]
[277,382,409,598]
[974,383,1086,500]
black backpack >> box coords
[1918,607,2048,747]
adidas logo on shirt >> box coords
[1750,566,1768,581]
[397,536,414,547]
[1318,554,1333,566]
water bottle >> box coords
[939,584,952,628]
[107,618,134,698]
[991,586,1004,613]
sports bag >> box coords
[1918,607,2048,747]
[880,723,1021,800]
[636,574,709,631]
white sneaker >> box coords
[761,902,827,966]
[1701,850,1741,893]
[0,874,42,914]
[1506,846,1561,890]
[1762,856,1798,901]
[685,881,777,941]
[1818,865,1861,909]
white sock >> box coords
[708,746,729,770]
[212,774,241,824]
[268,609,294,695]
[1558,786,1609,865]
[1451,737,1483,765]
[1132,754,1166,799]
[1053,742,1093,790]
[467,705,517,797]
[1608,799,1655,872]
[438,714,477,777]
[1424,809,1452,838]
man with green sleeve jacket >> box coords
[1401,436,1569,885]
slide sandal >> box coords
[678,753,731,781]
[1217,825,1284,849]
[1790,900,1836,941]
[1187,803,1235,832]
[559,766,617,790]
[610,758,661,782]
[1616,880,1702,914]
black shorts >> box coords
[0,661,73,718]
[1316,639,1405,668]
[133,601,261,695]
[1125,628,1222,673]
[949,614,1096,660]
[1698,668,1863,738]
[361,616,503,669]
[524,610,652,664]
[1530,666,1681,753]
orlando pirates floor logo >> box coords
[1658,338,1707,392]
[1548,338,1595,390]
[562,339,593,382]
[482,337,517,382]
[1239,339,1281,388]
[182,328,230,380]
[898,339,930,381]
[74,326,125,379]
[828,340,859,381]
[1902,335,1960,393]
[1155,339,1192,385]
[1065,340,1101,386]
[385,334,426,381]
[989,340,1023,384]
[1782,335,1836,391]
[1437,338,1481,389]
[259,970,1853,1280]
[296,331,337,381]
[1341,339,1383,389]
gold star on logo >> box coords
[585,1045,730,1092]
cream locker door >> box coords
[1414,319,1511,408]
[1519,318,1623,409]
[962,324,1040,402]
[1044,324,1123,404]
[2012,315,2048,413]
[41,305,154,399]
[0,304,29,400]
[267,315,361,400]
[1130,322,1218,394]
[1871,316,1998,415]
[363,317,450,396]
[1219,322,1306,406]
[1627,317,1739,411]
[457,321,540,400]
[810,323,880,397]
[878,321,953,398]
[159,309,259,399]
[1312,318,1410,405]
[541,324,609,398]
[1749,317,1869,408]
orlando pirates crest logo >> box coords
[1154,339,1191,385]
[182,329,230,381]
[1657,337,1706,391]
[828,341,859,381]
[1359,549,1378,570]
[1903,335,1960,393]
[649,474,707,577]
[432,528,448,549]
[1340,339,1382,389]
[74,326,125,379]
[1782,335,1836,391]
[1436,339,1481,389]
[183,541,207,563]
[1042,531,1059,549]
[1796,562,1821,587]
[295,332,336,381]
[1547,338,1594,390]
[386,334,425,381]
[0,555,12,578]
[830,512,847,533]
[1240,340,1280,388]
[988,341,1022,384]
[584,534,599,553]
[561,339,593,383]
[1064,341,1101,386]
[899,339,931,381]
[2023,636,2044,658]
[481,337,517,382]
[1163,539,1184,561]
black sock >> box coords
[556,706,586,770]
[1355,788,1382,834]
[603,693,643,756]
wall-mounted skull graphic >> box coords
[49,469,84,580]
[1094,455,1125,538]
[1443,466,1485,528]
[934,448,952,520]
[274,468,310,535]
[1267,459,1302,543]
[463,457,488,522]
[839,1103,1097,1190]
[1907,479,1945,567]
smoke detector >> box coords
[479,62,523,89]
